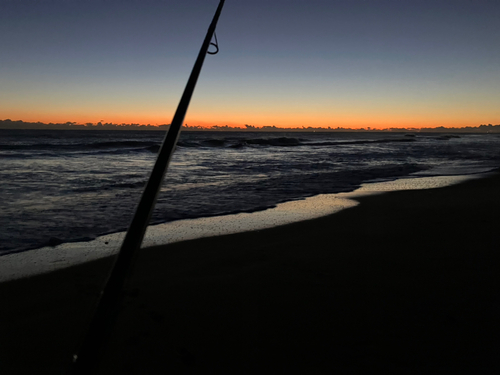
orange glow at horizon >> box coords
[2,0,500,134]
[4,109,497,130]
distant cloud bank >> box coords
[1,119,500,133]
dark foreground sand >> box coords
[1,171,500,374]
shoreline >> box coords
[0,172,488,283]
[1,169,499,373]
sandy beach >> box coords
[1,171,499,374]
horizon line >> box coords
[1,119,500,133]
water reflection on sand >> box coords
[0,173,488,282]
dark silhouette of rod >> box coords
[68,1,225,373]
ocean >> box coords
[1,129,499,256]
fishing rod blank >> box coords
[68,1,226,373]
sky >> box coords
[1,0,499,129]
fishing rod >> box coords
[68,1,225,372]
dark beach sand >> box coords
[1,171,500,374]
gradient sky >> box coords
[1,0,499,129]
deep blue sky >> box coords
[1,0,499,128]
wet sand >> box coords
[1,170,499,374]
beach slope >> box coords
[1,172,499,374]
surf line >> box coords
[68,1,226,373]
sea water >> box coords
[1,129,499,257]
